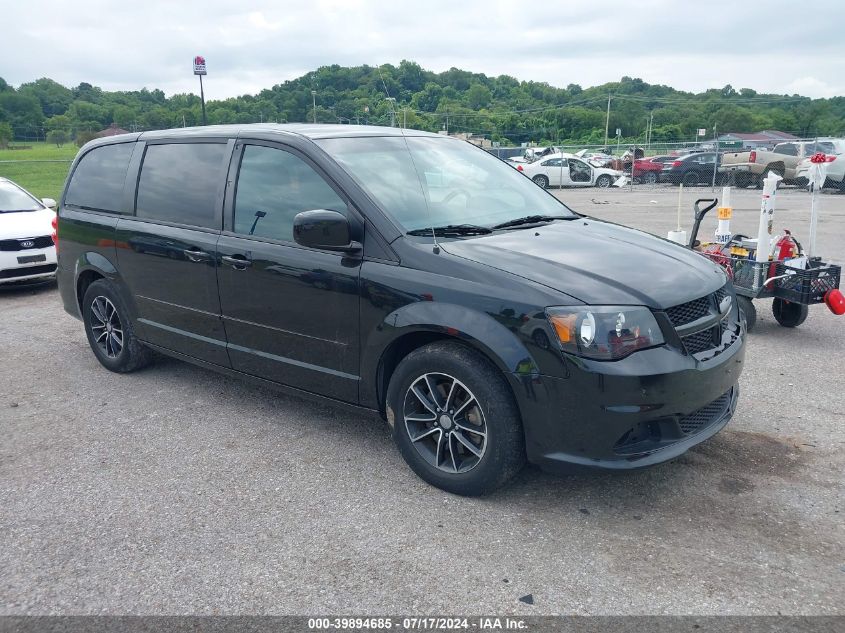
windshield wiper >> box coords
[406,224,493,237]
[492,215,572,230]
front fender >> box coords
[359,301,540,409]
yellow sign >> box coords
[717,206,732,220]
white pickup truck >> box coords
[720,140,837,187]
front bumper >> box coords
[0,247,57,284]
[508,326,745,473]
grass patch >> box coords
[0,141,79,161]
[0,142,77,200]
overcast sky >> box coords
[3,0,843,100]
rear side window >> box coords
[65,143,135,212]
[136,143,227,228]
[774,144,797,156]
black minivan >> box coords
[57,124,745,495]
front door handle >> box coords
[183,248,213,263]
[221,254,253,269]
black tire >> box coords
[532,175,549,189]
[387,341,526,496]
[772,298,808,328]
[682,171,700,187]
[82,279,153,372]
[735,172,753,188]
[595,174,613,188]
[737,295,756,332]
[643,171,658,184]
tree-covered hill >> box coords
[2,61,844,147]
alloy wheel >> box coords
[403,372,487,473]
[89,296,124,358]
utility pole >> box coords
[385,97,396,126]
[647,111,654,147]
[604,94,612,148]
[311,90,317,124]
[710,123,719,191]
[199,75,207,125]
[402,107,407,129]
[193,56,208,126]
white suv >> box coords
[794,138,845,190]
[0,177,57,285]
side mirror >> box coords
[41,198,57,210]
[293,209,361,253]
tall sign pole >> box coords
[193,56,208,126]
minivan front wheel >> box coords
[82,279,153,373]
[387,341,525,496]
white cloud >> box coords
[2,0,844,99]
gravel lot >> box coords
[1,184,843,615]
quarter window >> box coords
[65,143,135,212]
[233,145,347,242]
[136,143,227,228]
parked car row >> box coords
[720,139,845,188]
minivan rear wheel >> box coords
[387,341,525,496]
[82,279,153,373]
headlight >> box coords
[546,306,665,360]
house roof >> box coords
[95,124,131,138]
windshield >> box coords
[316,135,576,232]
[0,181,43,213]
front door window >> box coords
[569,159,592,183]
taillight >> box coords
[672,160,683,168]
[517,164,524,171]
[51,214,58,250]
[749,151,757,163]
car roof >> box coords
[538,152,577,160]
[135,123,445,142]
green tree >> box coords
[75,130,97,147]
[46,129,68,146]
[0,92,44,132]
[467,84,492,109]
[0,121,12,147]
[18,78,74,117]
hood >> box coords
[0,208,55,240]
[440,218,727,309]
[596,167,623,176]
